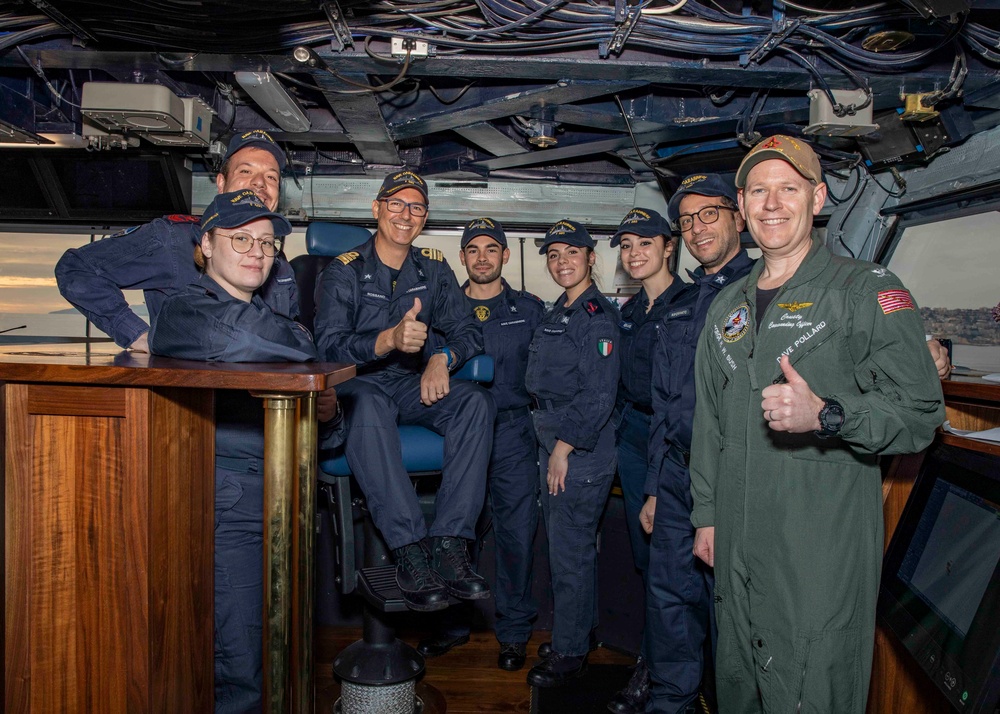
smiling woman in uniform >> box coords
[524,219,621,688]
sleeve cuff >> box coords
[690,504,715,529]
[556,421,598,452]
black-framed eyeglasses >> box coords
[379,198,428,217]
[216,232,283,257]
[676,205,737,232]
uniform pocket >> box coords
[794,628,863,714]
[214,473,245,529]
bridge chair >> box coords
[290,221,494,712]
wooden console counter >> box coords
[0,344,354,714]
[869,375,1000,714]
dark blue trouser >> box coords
[337,370,495,550]
[534,409,616,657]
[214,462,264,714]
[616,404,651,576]
[489,408,540,643]
[644,451,716,714]
[428,407,539,644]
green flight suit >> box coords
[689,237,944,713]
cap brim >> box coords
[736,150,818,188]
[227,140,287,172]
[379,184,429,201]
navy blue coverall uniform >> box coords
[54,215,299,348]
[314,236,494,551]
[468,279,545,643]
[526,283,620,657]
[644,248,755,713]
[149,274,321,713]
[615,276,688,579]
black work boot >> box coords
[392,541,448,612]
[429,536,491,600]
[497,641,527,671]
[527,651,588,688]
[607,656,649,714]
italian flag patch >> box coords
[597,338,613,357]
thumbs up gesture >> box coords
[392,297,428,353]
[760,354,825,433]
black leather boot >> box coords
[527,652,588,688]
[392,541,448,612]
[497,641,527,671]
[429,536,491,600]
[607,656,649,714]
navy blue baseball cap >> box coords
[461,217,507,248]
[666,173,737,226]
[223,129,286,171]
[377,169,429,202]
[610,208,671,247]
[539,219,596,254]
[200,190,292,236]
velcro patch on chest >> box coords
[722,303,750,343]
[877,289,915,314]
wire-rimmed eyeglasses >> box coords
[216,232,283,257]
[676,205,737,232]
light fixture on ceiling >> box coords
[234,71,311,133]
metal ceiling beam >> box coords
[312,73,400,165]
[453,122,528,157]
[389,80,649,139]
[15,48,985,97]
[473,102,813,171]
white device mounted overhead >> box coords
[81,82,214,147]
[234,72,311,133]
[803,88,879,137]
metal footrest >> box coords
[356,565,462,613]
[356,565,409,613]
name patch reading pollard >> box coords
[776,320,827,361]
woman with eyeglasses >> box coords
[524,220,620,688]
[149,190,323,713]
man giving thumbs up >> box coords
[689,136,944,714]
[315,170,493,612]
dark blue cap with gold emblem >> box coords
[200,190,292,236]
[610,207,671,247]
[223,129,286,171]
[666,173,737,226]
[461,217,507,248]
[539,219,595,254]
[377,170,429,202]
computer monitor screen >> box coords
[879,444,1000,713]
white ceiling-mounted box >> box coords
[81,82,186,133]
[804,88,878,137]
[147,97,214,147]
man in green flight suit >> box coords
[689,135,945,713]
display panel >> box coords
[879,444,1000,713]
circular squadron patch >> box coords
[723,303,750,343]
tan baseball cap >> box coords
[735,135,822,188]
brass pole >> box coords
[259,394,297,713]
[294,392,317,713]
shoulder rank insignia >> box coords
[166,214,199,224]
[584,300,604,316]
[777,301,813,313]
[336,251,360,265]
[420,247,444,262]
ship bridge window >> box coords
[887,213,1000,374]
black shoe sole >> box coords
[443,584,492,601]
[401,596,450,612]
[418,634,470,658]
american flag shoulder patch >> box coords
[877,289,915,315]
